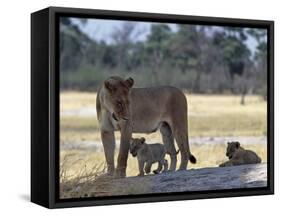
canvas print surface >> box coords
[59,16,268,199]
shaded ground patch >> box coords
[60,163,267,198]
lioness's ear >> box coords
[140,137,145,143]
[125,77,134,88]
[235,142,240,148]
[104,80,115,92]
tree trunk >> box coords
[193,64,203,93]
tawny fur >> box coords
[130,137,168,176]
[96,76,196,177]
[219,141,261,167]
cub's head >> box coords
[130,137,145,157]
[226,141,240,159]
[103,76,134,121]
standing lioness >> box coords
[96,76,196,177]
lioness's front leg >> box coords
[101,130,115,175]
[115,121,132,177]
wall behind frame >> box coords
[0,0,279,215]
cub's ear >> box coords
[104,80,115,93]
[140,137,145,143]
[235,142,240,148]
[125,77,134,88]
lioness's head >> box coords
[130,137,145,157]
[103,76,134,121]
[226,141,240,159]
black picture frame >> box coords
[31,6,274,209]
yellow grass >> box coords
[60,92,267,142]
[60,91,97,113]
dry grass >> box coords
[60,92,267,142]
[60,150,152,198]
[60,91,97,113]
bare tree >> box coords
[110,22,138,68]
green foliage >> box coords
[59,18,267,96]
[60,65,105,91]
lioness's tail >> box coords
[175,150,197,164]
[189,154,197,164]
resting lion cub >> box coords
[130,137,168,176]
[219,141,261,167]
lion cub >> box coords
[219,141,261,167]
[130,137,168,176]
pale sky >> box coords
[71,18,178,44]
[71,17,266,56]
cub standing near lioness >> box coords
[130,137,169,176]
[96,76,196,177]
[219,141,261,167]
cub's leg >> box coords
[153,161,162,174]
[101,130,115,175]
[231,159,245,166]
[220,158,248,167]
[160,122,177,171]
[219,160,235,167]
[138,160,145,176]
[144,162,152,174]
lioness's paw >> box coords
[114,169,126,178]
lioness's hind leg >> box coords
[163,159,168,172]
[173,131,188,170]
[160,122,177,171]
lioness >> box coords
[219,141,261,167]
[96,76,196,177]
[130,137,168,176]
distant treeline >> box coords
[60,17,267,101]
